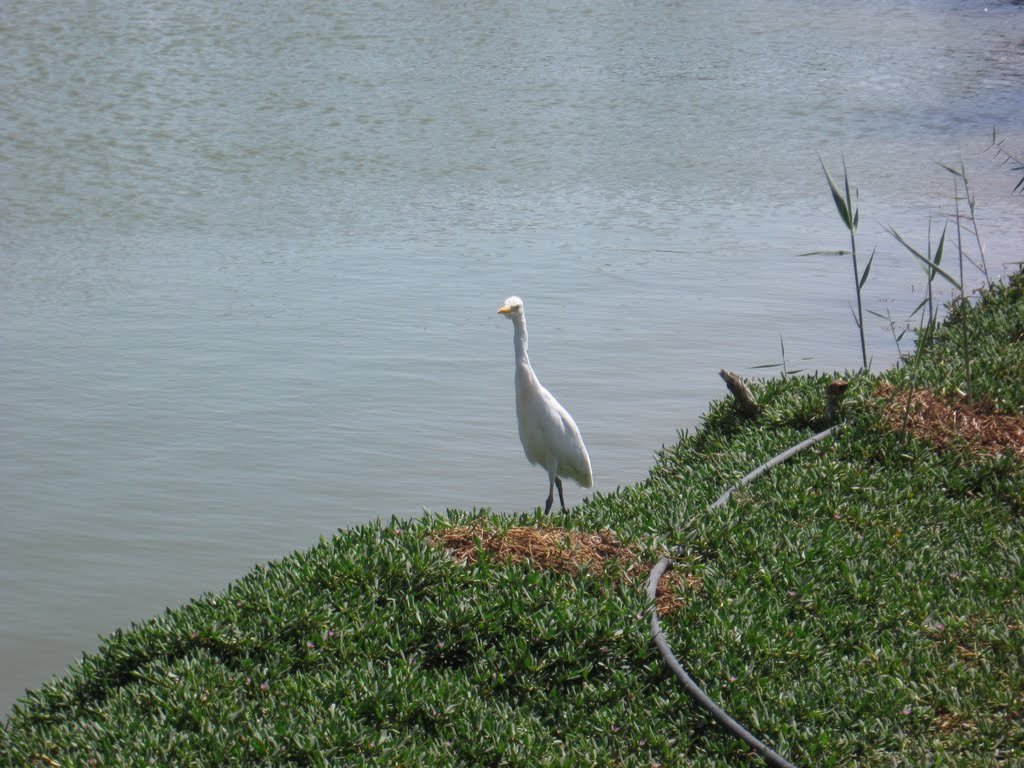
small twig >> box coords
[719,370,759,417]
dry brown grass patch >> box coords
[934,711,975,733]
[875,381,1024,459]
[428,521,699,616]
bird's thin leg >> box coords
[544,478,555,514]
[555,476,567,512]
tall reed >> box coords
[938,159,991,288]
[886,222,969,424]
[814,157,872,370]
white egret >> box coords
[497,296,593,514]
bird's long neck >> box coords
[512,316,534,379]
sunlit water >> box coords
[2,0,1023,715]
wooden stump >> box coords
[719,369,759,417]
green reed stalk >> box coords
[939,159,991,287]
[819,157,872,371]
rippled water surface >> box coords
[2,0,1023,714]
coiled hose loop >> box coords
[646,426,839,768]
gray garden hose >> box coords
[646,425,839,768]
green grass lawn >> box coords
[3,271,1022,767]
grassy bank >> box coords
[3,271,1022,767]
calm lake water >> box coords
[2,0,1023,715]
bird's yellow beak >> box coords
[497,305,512,315]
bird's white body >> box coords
[514,365,592,488]
[498,296,592,512]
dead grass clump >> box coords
[428,522,698,616]
[934,711,975,733]
[875,381,1024,459]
